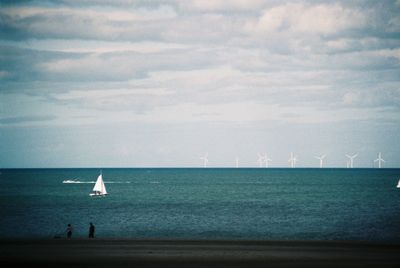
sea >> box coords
[0,168,399,242]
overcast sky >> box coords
[1,0,399,168]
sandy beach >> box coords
[1,239,399,267]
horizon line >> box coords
[1,167,399,170]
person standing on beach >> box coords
[66,224,73,239]
[89,222,95,238]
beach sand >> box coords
[1,239,399,267]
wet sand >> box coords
[1,239,399,267]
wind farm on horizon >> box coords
[198,152,387,169]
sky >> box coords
[0,0,399,168]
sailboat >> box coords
[397,179,400,189]
[90,172,108,197]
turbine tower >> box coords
[345,153,358,168]
[235,157,239,168]
[257,153,264,168]
[263,153,272,168]
[288,152,298,168]
[374,152,385,168]
[200,152,209,168]
[314,154,326,168]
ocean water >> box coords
[0,168,399,242]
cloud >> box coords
[343,91,360,105]
[0,5,177,41]
[13,39,191,54]
[37,48,218,81]
[177,0,266,12]
[2,5,177,21]
[342,88,400,108]
[1,0,399,125]
[253,3,366,35]
[50,88,176,113]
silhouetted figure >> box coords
[89,222,95,238]
[66,224,73,239]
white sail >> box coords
[397,180,400,188]
[91,174,107,196]
[93,174,103,192]
[100,175,107,194]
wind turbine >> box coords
[288,152,298,168]
[200,152,209,168]
[374,152,385,168]
[345,153,358,168]
[257,153,264,168]
[314,154,326,168]
[235,157,239,168]
[263,153,272,168]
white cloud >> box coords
[19,40,191,54]
[37,47,216,81]
[343,91,360,105]
[54,88,173,100]
[40,55,101,73]
[177,0,265,12]
[254,3,366,35]
[342,88,400,108]
[370,48,400,60]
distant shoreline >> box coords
[1,239,399,268]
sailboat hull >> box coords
[89,193,107,197]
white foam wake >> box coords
[62,180,95,184]
[104,181,131,184]
[62,180,130,184]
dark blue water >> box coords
[0,168,399,242]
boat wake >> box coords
[63,180,130,184]
[63,180,94,184]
